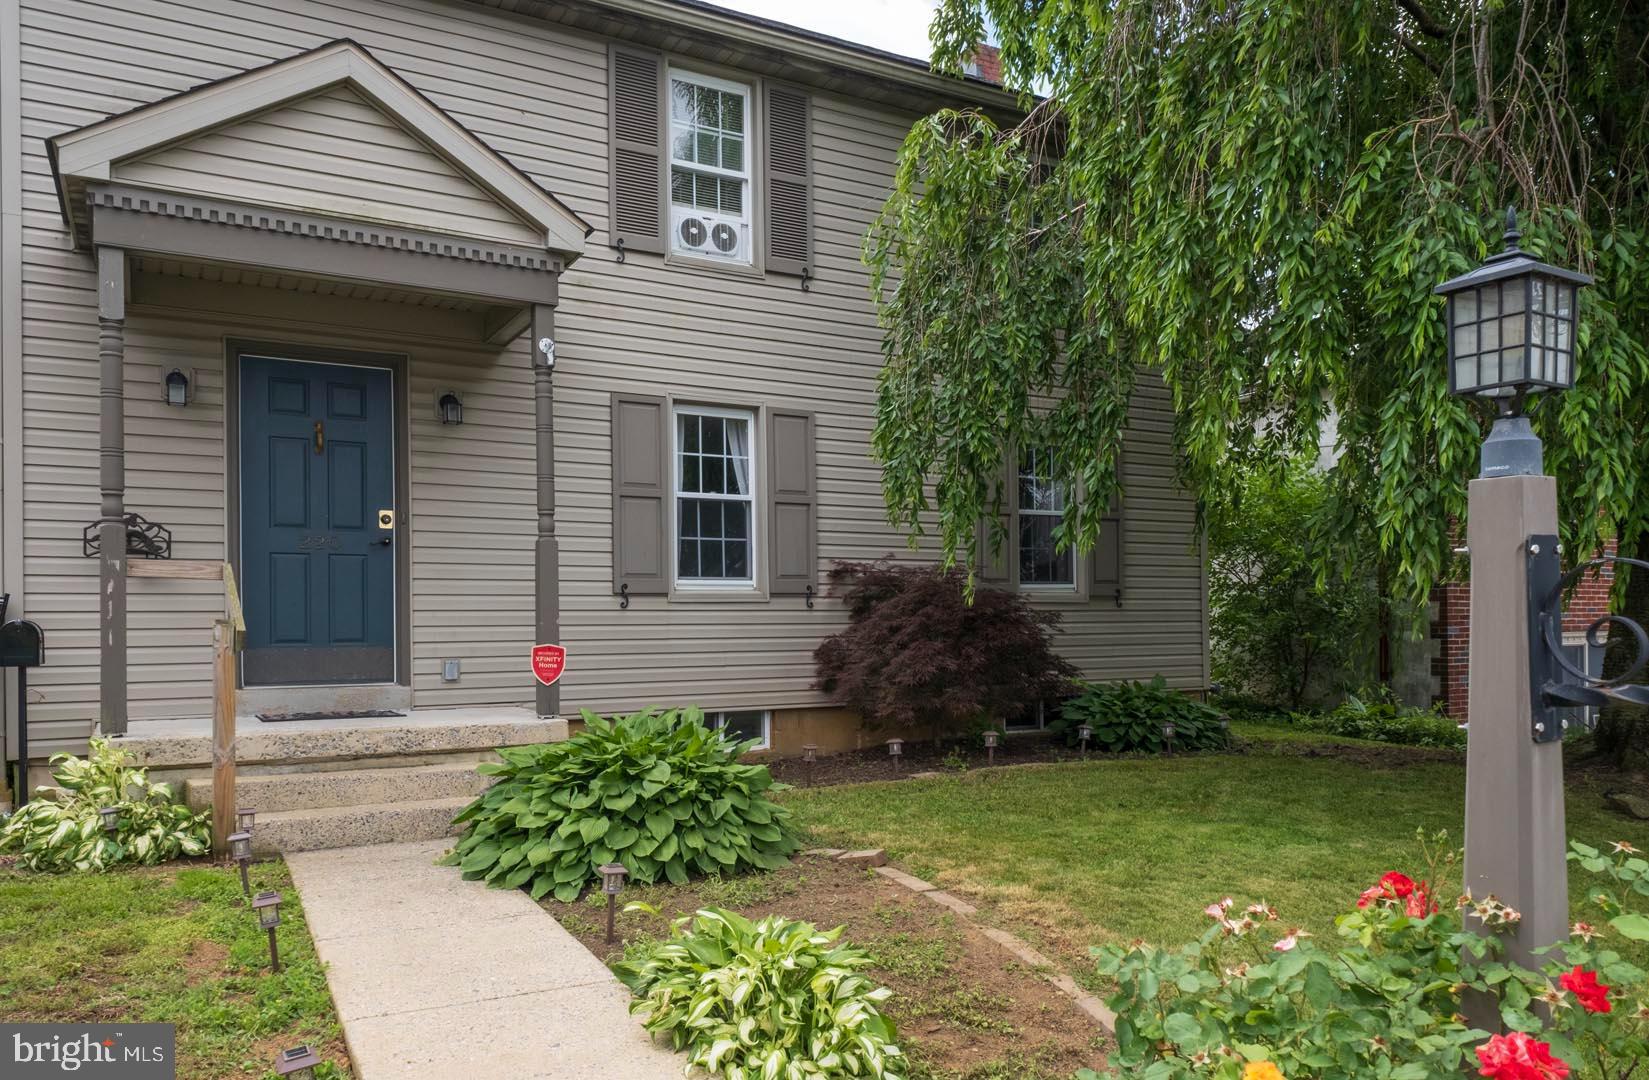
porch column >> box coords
[96,246,127,735]
[531,303,560,718]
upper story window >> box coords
[668,69,751,264]
[1018,447,1074,586]
[675,405,756,586]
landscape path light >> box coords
[886,738,903,776]
[98,806,119,835]
[1077,724,1092,758]
[802,743,818,788]
[1162,720,1176,756]
[252,890,283,973]
[273,1046,321,1080]
[983,730,998,767]
[236,807,256,833]
[599,862,628,945]
[228,831,253,896]
[1219,716,1232,747]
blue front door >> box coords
[239,356,396,685]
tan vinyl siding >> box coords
[12,0,1206,752]
[112,84,542,246]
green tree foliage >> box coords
[1209,465,1380,708]
[866,1,1649,616]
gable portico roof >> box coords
[47,38,591,260]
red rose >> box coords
[1357,884,1384,909]
[1475,1032,1570,1079]
[1379,871,1417,899]
[1559,965,1612,1014]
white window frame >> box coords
[671,403,759,590]
[1004,700,1047,732]
[666,67,754,265]
[706,709,771,751]
[1016,446,1077,591]
[1560,632,1601,729]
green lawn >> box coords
[780,730,1649,973]
[0,860,348,1080]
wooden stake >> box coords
[211,619,236,861]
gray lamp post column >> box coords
[1436,208,1592,977]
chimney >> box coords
[962,43,1002,84]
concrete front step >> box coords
[253,796,472,854]
[122,715,565,769]
[185,762,494,814]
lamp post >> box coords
[599,863,628,945]
[252,891,283,973]
[1162,720,1176,756]
[228,831,253,896]
[1077,724,1092,758]
[887,738,903,776]
[1436,206,1592,977]
[802,743,818,788]
[983,730,998,767]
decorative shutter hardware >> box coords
[763,84,812,277]
[608,46,667,255]
[805,584,815,609]
[619,582,630,609]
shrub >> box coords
[0,738,210,871]
[1085,832,1649,1079]
[442,707,799,902]
[616,906,906,1079]
[813,559,1077,742]
[1051,676,1227,753]
[1209,465,1379,709]
[1292,692,1465,749]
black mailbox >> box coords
[0,619,45,668]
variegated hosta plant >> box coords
[442,707,798,901]
[616,907,907,1080]
[0,737,210,871]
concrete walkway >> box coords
[286,838,682,1079]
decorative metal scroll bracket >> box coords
[82,512,173,559]
[805,584,815,609]
[1528,534,1649,743]
[618,582,630,610]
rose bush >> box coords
[1080,831,1649,1079]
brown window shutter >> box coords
[608,45,666,255]
[763,83,812,277]
[767,409,816,593]
[976,456,1015,584]
[611,393,669,595]
[1091,477,1124,593]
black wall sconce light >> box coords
[164,369,192,407]
[436,390,463,425]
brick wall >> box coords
[1432,538,1616,719]
[965,44,1002,83]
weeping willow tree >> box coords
[866,0,1649,756]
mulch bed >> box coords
[764,732,1084,788]
[541,856,1109,1080]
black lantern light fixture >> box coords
[252,890,283,972]
[164,369,190,407]
[237,807,256,833]
[983,730,998,767]
[887,738,903,775]
[802,743,818,788]
[1077,723,1092,758]
[436,390,463,426]
[1162,720,1177,756]
[98,806,120,835]
[273,1045,321,1080]
[599,862,628,944]
[1436,206,1593,478]
[228,831,254,896]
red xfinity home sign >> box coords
[531,644,566,686]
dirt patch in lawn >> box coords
[1257,738,1463,769]
[764,733,1090,789]
[541,857,1109,1080]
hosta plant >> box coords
[1052,676,1227,754]
[616,906,906,1079]
[0,737,210,871]
[442,707,799,901]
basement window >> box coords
[706,708,771,750]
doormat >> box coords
[254,709,406,723]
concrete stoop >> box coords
[116,709,563,855]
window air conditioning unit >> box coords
[672,207,747,260]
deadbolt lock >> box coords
[377,509,395,530]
